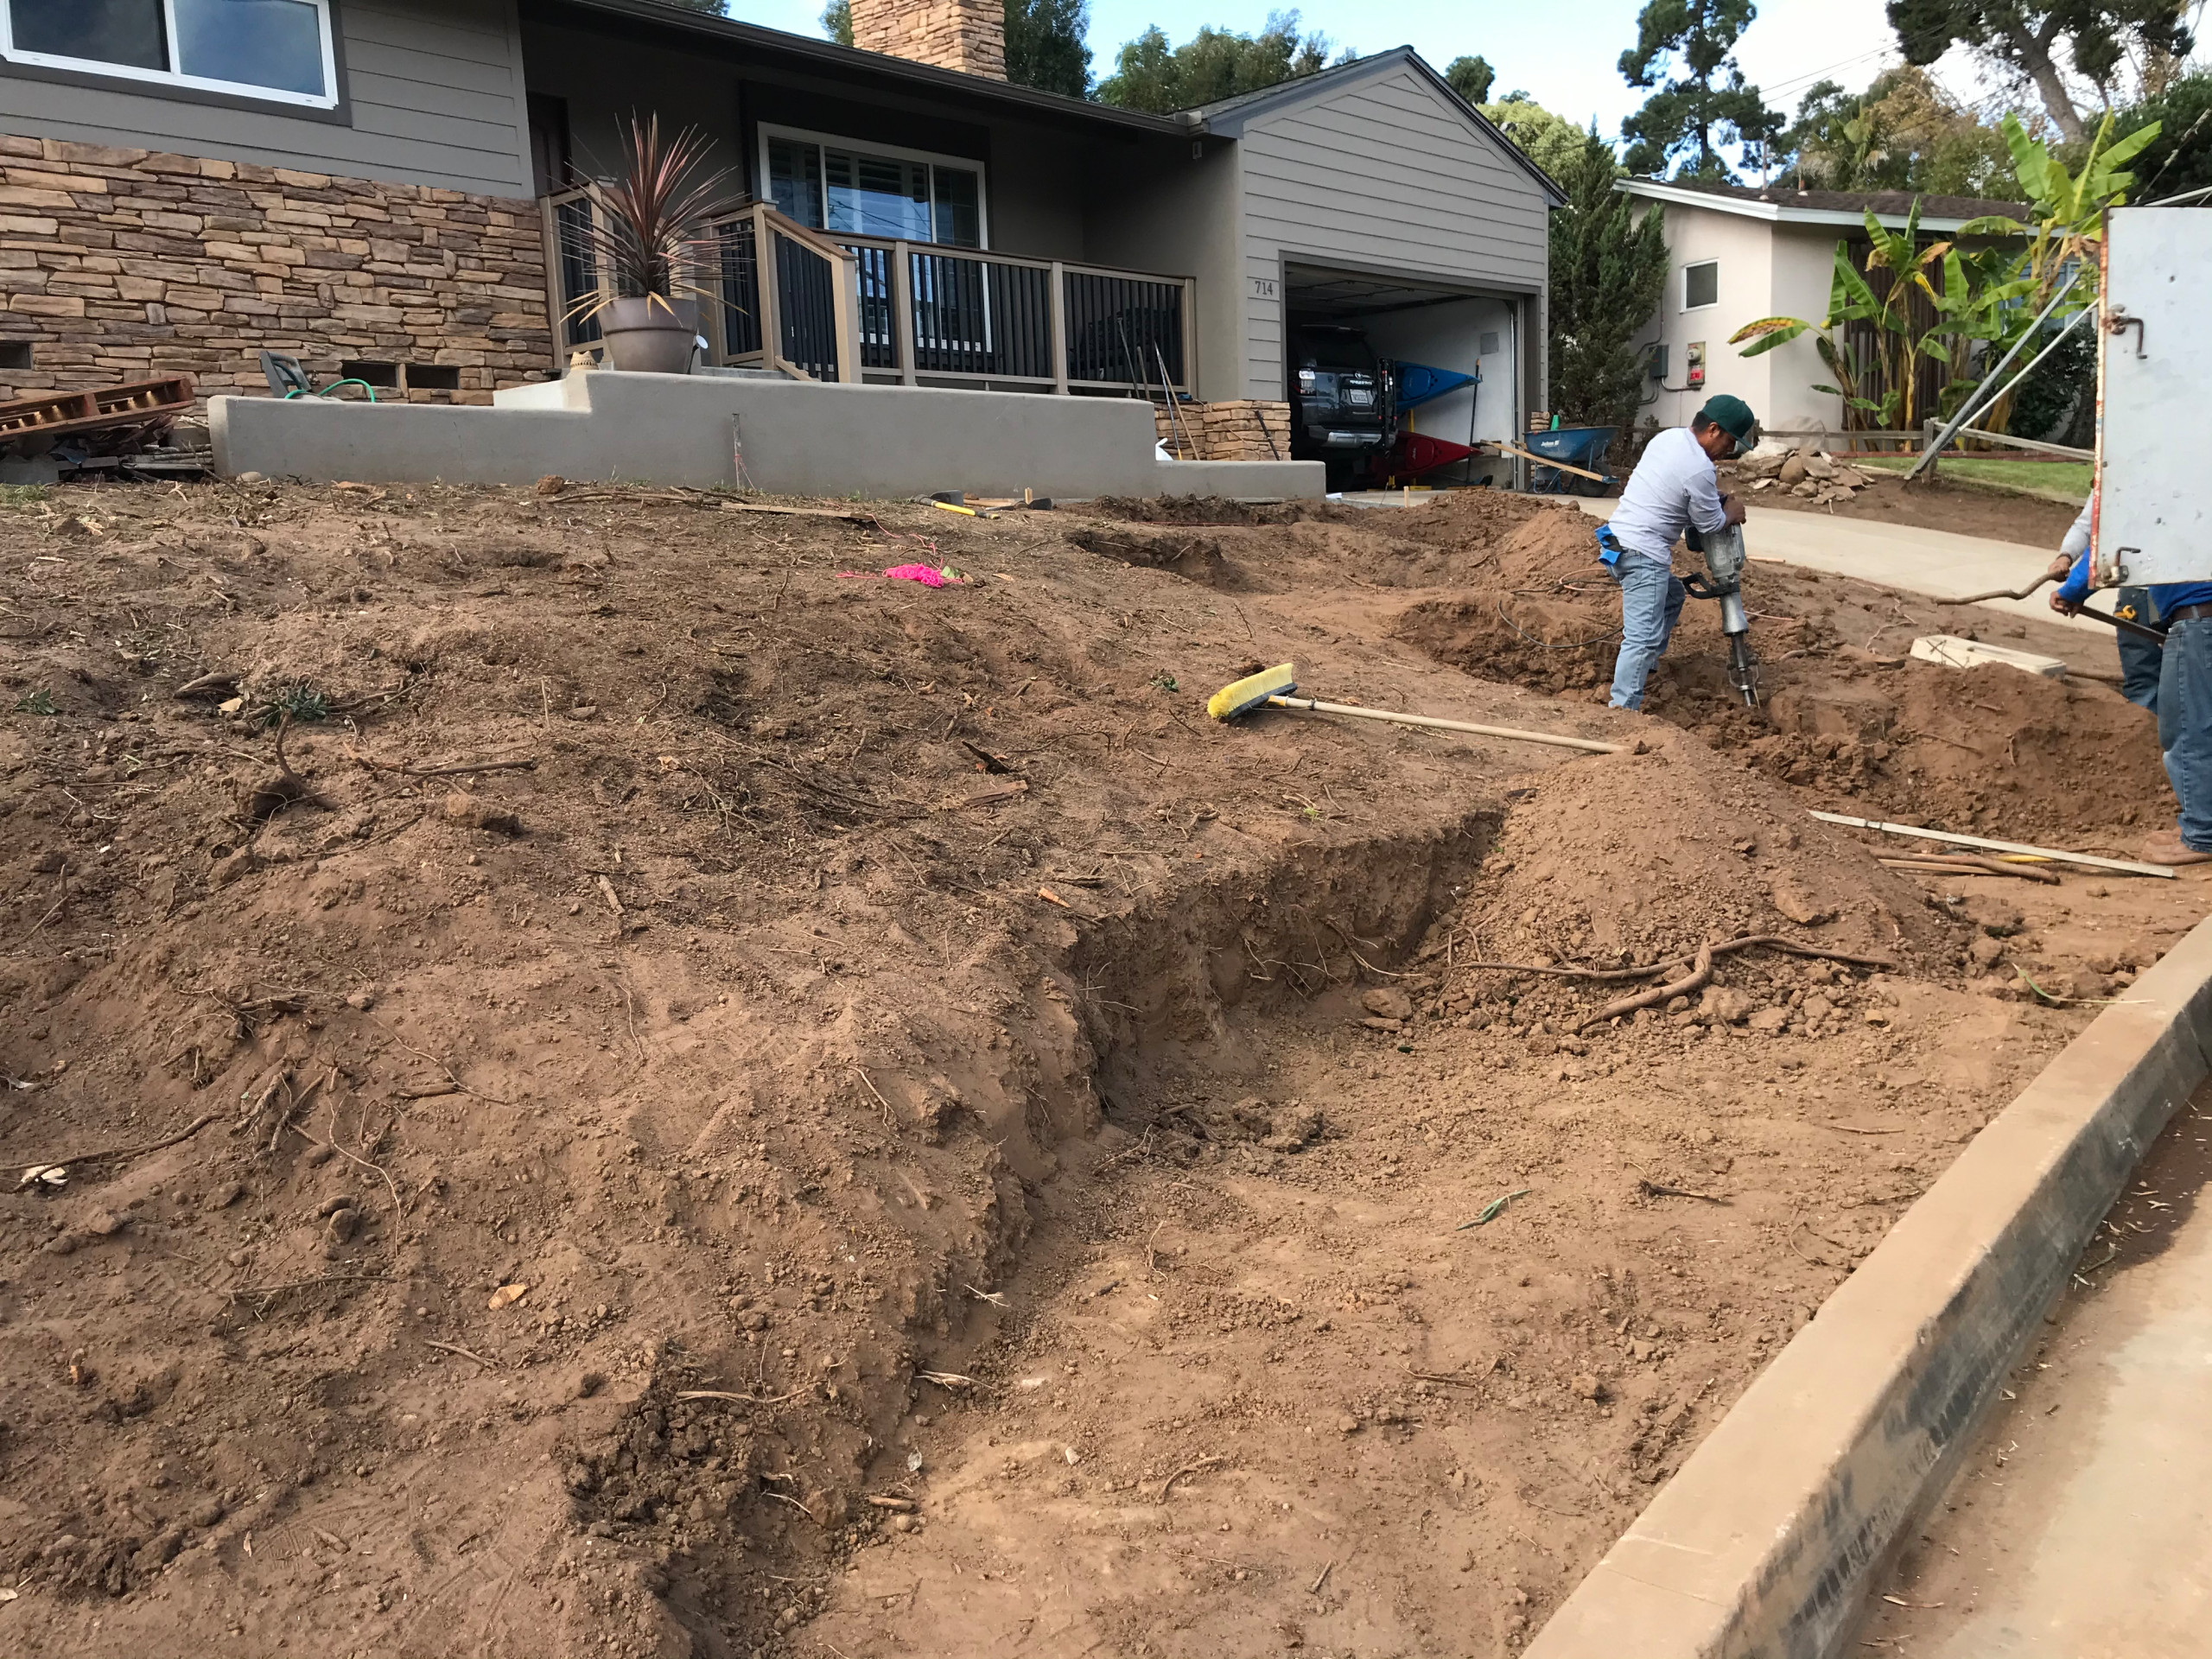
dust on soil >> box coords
[0,479,2199,1659]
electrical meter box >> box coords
[2094,207,2212,586]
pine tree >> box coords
[1888,0,2194,144]
[1549,129,1670,429]
[1618,0,1783,181]
[1005,0,1093,96]
[1096,13,1332,111]
[1445,55,1494,105]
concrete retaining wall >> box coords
[1527,913,2212,1659]
[208,371,1325,500]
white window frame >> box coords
[757,123,990,250]
[0,0,340,111]
[1681,259,1719,313]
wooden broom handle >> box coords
[1268,695,1624,753]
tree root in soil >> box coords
[1562,935,1897,1032]
[1463,933,1896,989]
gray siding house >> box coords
[0,0,1557,457]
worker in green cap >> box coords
[1594,393,1757,710]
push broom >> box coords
[1206,663,1623,754]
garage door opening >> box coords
[1283,264,1522,490]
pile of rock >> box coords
[1730,439,1880,506]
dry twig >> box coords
[677,1385,816,1406]
[5,1110,219,1174]
[427,1338,503,1369]
[1157,1456,1224,1501]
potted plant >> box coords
[566,116,741,375]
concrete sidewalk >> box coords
[1573,498,2118,638]
[1869,1092,2212,1657]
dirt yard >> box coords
[2,480,2202,1659]
[1717,458,2086,544]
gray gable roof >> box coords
[1188,47,1567,206]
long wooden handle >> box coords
[1268,695,1624,754]
[1490,440,1607,483]
[1809,810,2175,878]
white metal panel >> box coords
[2095,207,2212,584]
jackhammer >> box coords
[1684,521,1759,707]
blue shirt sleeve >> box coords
[2056,549,2092,606]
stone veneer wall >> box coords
[849,0,1007,79]
[1154,399,1293,461]
[0,137,553,408]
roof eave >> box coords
[540,0,1189,137]
[1613,177,2023,234]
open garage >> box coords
[1284,262,1528,487]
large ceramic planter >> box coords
[598,296,699,375]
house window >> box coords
[761,128,985,249]
[1,0,338,109]
[1683,260,1719,310]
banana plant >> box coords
[1730,111,2158,435]
[1730,201,1976,429]
[1955,111,2161,319]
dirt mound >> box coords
[1424,728,1954,1018]
[1395,535,2174,843]
[1082,493,1344,526]
[0,474,2187,1659]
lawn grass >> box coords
[1859,455,2091,504]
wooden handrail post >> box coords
[892,241,918,386]
[830,244,861,385]
[1048,260,1069,394]
[752,204,784,374]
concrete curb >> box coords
[1526,914,2212,1659]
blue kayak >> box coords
[1393,360,1478,409]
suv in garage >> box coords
[1287,323,1397,487]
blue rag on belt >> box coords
[1594,524,1624,569]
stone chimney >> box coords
[849,0,1006,79]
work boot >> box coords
[2139,829,2212,866]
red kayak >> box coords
[1374,432,1474,476]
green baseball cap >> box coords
[1698,393,1758,443]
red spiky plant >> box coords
[564,115,743,323]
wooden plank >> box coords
[0,377,192,442]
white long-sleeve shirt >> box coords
[2060,496,2093,561]
[1606,426,1730,565]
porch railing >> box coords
[542,190,1192,395]
[543,191,860,382]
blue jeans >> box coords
[2157,614,2212,849]
[2115,587,2162,713]
[1609,556,1687,710]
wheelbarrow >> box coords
[1520,425,1617,495]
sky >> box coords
[722,0,1981,146]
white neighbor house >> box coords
[1615,180,2031,436]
